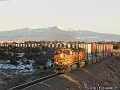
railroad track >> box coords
[8,73,60,90]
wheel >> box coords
[80,61,85,67]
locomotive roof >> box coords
[55,47,85,51]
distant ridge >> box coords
[0,26,120,42]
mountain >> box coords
[0,26,120,42]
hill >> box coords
[0,26,120,42]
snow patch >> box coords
[56,26,68,31]
[0,60,35,74]
[46,59,53,67]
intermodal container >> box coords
[86,53,92,60]
[78,44,81,48]
[61,44,64,47]
[95,44,99,52]
[98,44,103,52]
[28,43,31,47]
[102,51,105,56]
[72,44,75,48]
[20,43,22,47]
[17,43,19,47]
[0,43,2,47]
[105,44,110,52]
[95,52,99,57]
[102,44,106,51]
[76,44,79,49]
[79,43,86,49]
[64,43,67,48]
[66,44,68,48]
[91,43,96,53]
[92,53,96,58]
[85,44,91,53]
[55,44,58,48]
[48,44,50,48]
[98,52,102,56]
[30,43,32,47]
[74,44,77,48]
[0,43,3,47]
[110,44,113,51]
[52,44,55,48]
[68,43,72,48]
[78,44,82,48]
[23,43,25,47]
[58,43,61,48]
[15,44,17,47]
[6,44,9,47]
[45,44,47,47]
[50,44,52,48]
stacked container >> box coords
[61,43,64,47]
[102,44,106,57]
[48,44,50,48]
[64,43,67,48]
[106,44,109,57]
[98,44,103,56]
[91,43,96,58]
[0,43,4,47]
[57,43,61,48]
[52,44,55,48]
[85,43,92,60]
[34,43,37,47]
[110,44,113,52]
[110,44,113,56]
[75,44,79,49]
[105,44,110,57]
[68,43,72,48]
[95,44,99,58]
[22,43,25,47]
[79,43,86,49]
[32,43,35,47]
[72,44,75,48]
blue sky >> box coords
[0,0,120,34]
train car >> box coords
[54,47,86,73]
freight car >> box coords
[53,43,113,73]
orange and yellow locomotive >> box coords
[54,47,86,73]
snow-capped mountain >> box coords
[0,26,120,42]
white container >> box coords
[68,43,71,48]
[85,44,92,53]
[79,44,86,48]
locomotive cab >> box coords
[54,48,71,65]
[54,48,72,73]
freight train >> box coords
[53,43,113,73]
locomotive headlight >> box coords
[61,54,63,57]
[55,61,58,64]
[64,61,67,64]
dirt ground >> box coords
[0,68,54,90]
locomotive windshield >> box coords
[54,48,70,55]
[54,49,62,54]
[63,50,70,55]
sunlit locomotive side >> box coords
[54,47,86,73]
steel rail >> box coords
[8,73,60,90]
